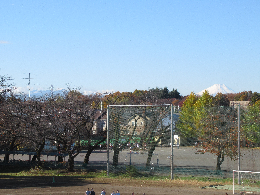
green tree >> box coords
[176,92,198,145]
[169,88,181,99]
[213,93,229,107]
[194,91,213,133]
[242,100,260,147]
[250,92,260,104]
[161,87,169,99]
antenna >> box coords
[23,73,33,98]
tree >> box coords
[0,95,27,163]
[213,93,229,107]
[177,91,239,171]
[161,87,169,99]
[169,88,181,99]
[234,91,252,101]
[111,109,121,166]
[47,90,95,171]
[142,106,171,167]
[197,106,238,171]
[193,91,213,133]
[176,92,198,145]
[147,87,181,100]
[108,106,139,166]
[81,93,107,165]
[0,75,13,99]
[25,97,53,164]
[250,92,260,104]
[242,100,260,147]
[148,87,163,100]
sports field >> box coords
[1,146,260,194]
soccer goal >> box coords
[233,170,260,194]
[106,104,180,179]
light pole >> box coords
[23,73,32,98]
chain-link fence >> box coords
[103,105,260,181]
[106,105,178,176]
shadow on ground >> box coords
[0,175,108,190]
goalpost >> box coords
[106,104,178,179]
[233,170,260,194]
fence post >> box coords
[171,104,174,180]
[238,104,241,184]
[107,105,110,177]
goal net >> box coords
[233,170,260,194]
[106,105,178,176]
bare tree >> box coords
[0,95,27,163]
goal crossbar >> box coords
[108,104,171,107]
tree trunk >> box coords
[4,139,17,163]
[84,145,94,164]
[58,155,63,162]
[57,143,63,162]
[32,140,45,165]
[84,136,107,164]
[67,151,80,171]
[68,154,74,172]
[112,116,120,166]
[4,153,10,163]
[113,140,119,166]
[146,143,156,167]
[32,155,37,162]
[216,152,224,171]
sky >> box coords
[1,1,260,96]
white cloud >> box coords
[0,41,9,44]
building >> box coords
[230,101,250,109]
[125,115,150,136]
[92,110,107,134]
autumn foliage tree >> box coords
[177,91,239,171]
[198,106,238,171]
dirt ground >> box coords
[0,176,232,195]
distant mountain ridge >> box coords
[197,84,236,96]
[30,89,65,97]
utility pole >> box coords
[23,73,32,98]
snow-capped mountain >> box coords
[30,89,65,97]
[197,84,236,96]
[13,89,66,98]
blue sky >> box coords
[1,1,260,96]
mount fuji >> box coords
[197,84,236,96]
